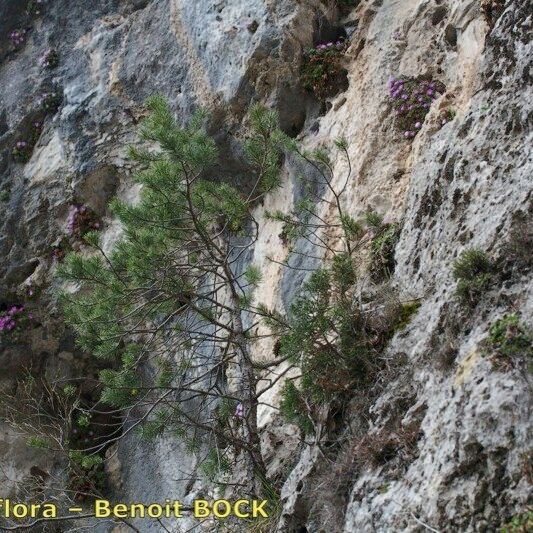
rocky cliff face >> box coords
[0,0,531,532]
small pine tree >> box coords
[57,97,284,496]
[262,138,407,430]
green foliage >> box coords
[216,397,236,427]
[138,411,169,441]
[26,436,51,449]
[370,223,400,282]
[76,413,91,428]
[341,214,363,241]
[0,189,10,202]
[156,357,174,388]
[62,384,77,397]
[69,450,104,470]
[57,98,285,487]
[276,267,374,407]
[279,381,314,434]
[99,367,140,408]
[332,252,356,291]
[245,105,284,193]
[199,448,231,481]
[365,211,383,229]
[244,265,262,287]
[488,315,532,359]
[393,301,421,333]
[453,249,494,305]
[500,510,533,533]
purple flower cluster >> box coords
[12,122,43,163]
[39,49,59,69]
[67,205,101,239]
[234,403,244,419]
[388,75,446,139]
[0,305,33,334]
[12,140,31,162]
[315,40,346,52]
[303,39,347,98]
[9,29,26,46]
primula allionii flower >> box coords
[0,305,32,334]
[235,403,245,418]
[388,75,447,139]
[9,29,26,46]
[39,49,59,69]
[302,38,347,98]
[67,204,101,238]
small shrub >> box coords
[357,420,422,469]
[26,436,51,449]
[452,249,494,305]
[500,509,533,533]
[302,40,347,98]
[393,301,421,332]
[68,450,106,500]
[279,380,314,434]
[388,75,446,139]
[12,140,33,163]
[0,189,10,202]
[365,210,383,229]
[488,314,532,359]
[39,49,59,69]
[370,223,401,282]
[63,384,77,397]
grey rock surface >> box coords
[0,0,531,531]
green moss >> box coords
[393,301,421,332]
